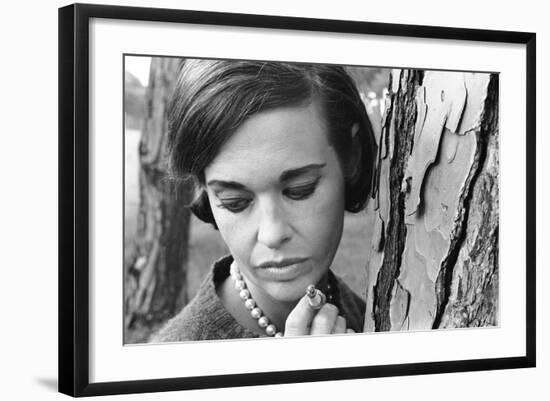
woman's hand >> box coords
[284,293,355,336]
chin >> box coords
[266,277,317,303]
[269,289,304,303]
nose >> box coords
[256,198,293,249]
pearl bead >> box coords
[244,298,256,310]
[230,263,242,280]
[251,307,262,319]
[239,289,250,300]
[265,324,277,336]
[258,316,269,328]
[231,261,303,339]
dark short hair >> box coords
[167,59,377,229]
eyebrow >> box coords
[206,180,247,191]
[207,163,326,190]
[279,163,326,182]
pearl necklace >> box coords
[230,261,284,337]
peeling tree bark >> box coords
[364,69,499,331]
[438,77,499,328]
[124,58,192,340]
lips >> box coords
[254,257,309,281]
[256,257,308,269]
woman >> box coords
[150,59,376,342]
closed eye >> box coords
[283,178,320,201]
[216,197,251,213]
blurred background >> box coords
[124,56,390,343]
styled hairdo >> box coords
[167,59,377,229]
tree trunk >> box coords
[124,58,192,341]
[364,69,499,331]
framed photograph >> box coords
[58,2,536,397]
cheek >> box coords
[210,206,254,262]
[300,178,346,256]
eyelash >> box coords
[283,180,319,200]
[217,198,251,213]
[217,179,320,213]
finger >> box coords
[284,294,319,336]
[310,303,339,335]
[346,328,355,334]
[331,315,346,334]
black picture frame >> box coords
[58,2,536,397]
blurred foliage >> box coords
[346,67,390,97]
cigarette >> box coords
[306,284,326,310]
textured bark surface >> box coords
[438,77,499,328]
[364,69,499,332]
[124,58,192,340]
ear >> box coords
[347,123,362,180]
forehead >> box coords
[204,102,332,185]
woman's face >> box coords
[204,101,346,303]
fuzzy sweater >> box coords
[150,255,366,342]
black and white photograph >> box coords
[123,56,499,344]
[54,2,536,397]
[2,0,546,399]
